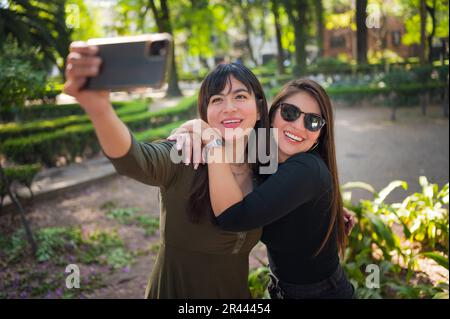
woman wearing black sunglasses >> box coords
[173,79,355,299]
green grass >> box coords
[0,226,133,268]
[0,225,136,298]
[103,204,160,237]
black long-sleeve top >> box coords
[215,150,339,284]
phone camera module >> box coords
[149,40,168,57]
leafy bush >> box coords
[393,177,449,253]
[252,63,278,77]
[179,69,209,82]
[246,177,449,299]
[382,69,415,87]
[342,177,449,299]
[0,38,47,122]
[26,83,63,104]
[308,57,353,75]
[0,163,41,206]
[259,74,293,91]
[248,267,270,299]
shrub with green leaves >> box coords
[0,38,47,122]
[342,177,449,299]
[27,83,63,104]
[393,177,449,253]
[248,267,271,299]
[245,177,449,299]
[308,57,353,75]
[0,163,41,207]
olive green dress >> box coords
[105,133,262,299]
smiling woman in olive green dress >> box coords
[64,42,270,298]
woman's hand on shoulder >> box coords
[343,207,356,236]
[168,119,221,145]
[167,119,222,169]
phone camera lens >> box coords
[150,40,168,56]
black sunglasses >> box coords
[277,103,326,132]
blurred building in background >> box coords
[324,12,449,62]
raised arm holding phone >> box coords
[63,41,272,298]
[64,42,131,158]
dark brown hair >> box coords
[269,79,347,257]
[187,63,270,223]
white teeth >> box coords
[223,120,241,124]
[284,131,303,142]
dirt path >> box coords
[334,103,449,203]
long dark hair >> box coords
[269,79,346,257]
[187,63,270,223]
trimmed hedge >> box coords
[268,82,448,106]
[121,94,198,131]
[259,62,448,91]
[0,163,41,206]
[0,100,150,140]
[0,122,182,208]
[6,98,151,122]
[0,95,198,167]
[328,82,447,106]
[135,121,185,142]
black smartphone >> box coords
[84,33,172,91]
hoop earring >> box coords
[309,141,319,152]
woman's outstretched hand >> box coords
[63,41,111,117]
[63,41,132,159]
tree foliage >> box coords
[0,0,72,72]
[0,37,47,122]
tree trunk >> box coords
[283,0,308,76]
[0,164,37,255]
[149,0,182,97]
[296,0,308,76]
[315,0,324,59]
[271,0,285,74]
[419,0,427,65]
[426,0,437,63]
[443,80,449,118]
[420,92,429,116]
[138,6,150,32]
[167,46,182,97]
[240,0,258,66]
[356,0,368,65]
[243,19,258,66]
